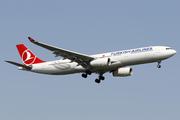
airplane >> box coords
[5,37,176,83]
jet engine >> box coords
[113,67,133,77]
[90,58,111,67]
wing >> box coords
[28,37,94,67]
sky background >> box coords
[0,0,180,120]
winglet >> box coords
[28,37,36,42]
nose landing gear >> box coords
[157,60,161,68]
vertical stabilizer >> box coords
[16,44,45,65]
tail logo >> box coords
[22,50,36,65]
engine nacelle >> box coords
[90,58,111,67]
[113,67,133,77]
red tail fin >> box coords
[16,44,45,65]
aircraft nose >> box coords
[171,50,177,56]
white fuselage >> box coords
[21,46,176,75]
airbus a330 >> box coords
[6,37,176,83]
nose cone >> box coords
[172,50,177,56]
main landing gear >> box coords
[82,70,92,78]
[82,70,105,84]
[95,75,105,84]
[157,60,161,68]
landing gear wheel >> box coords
[99,76,105,80]
[157,65,161,68]
[86,70,92,75]
[82,73,87,78]
[95,79,100,84]
[157,60,161,68]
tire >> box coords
[95,79,100,83]
[82,73,87,78]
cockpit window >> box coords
[166,48,172,50]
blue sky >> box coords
[1,0,180,120]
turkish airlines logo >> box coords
[22,49,36,65]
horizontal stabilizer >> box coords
[5,60,32,70]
